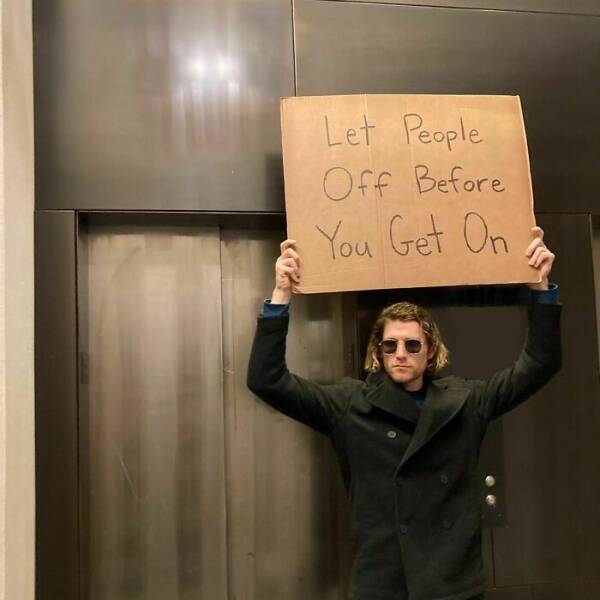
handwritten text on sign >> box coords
[280,95,539,293]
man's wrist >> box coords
[528,276,549,291]
[271,288,292,305]
[530,282,559,305]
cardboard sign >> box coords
[280,94,540,293]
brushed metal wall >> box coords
[34,0,294,211]
[79,223,350,599]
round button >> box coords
[442,519,453,529]
[440,474,449,484]
[399,524,408,534]
[485,475,496,488]
[485,494,497,507]
[387,430,397,439]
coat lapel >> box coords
[398,378,469,469]
[364,371,421,424]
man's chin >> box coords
[388,371,414,385]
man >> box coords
[247,227,560,600]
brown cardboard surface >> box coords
[280,94,540,293]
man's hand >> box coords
[271,239,300,304]
[526,226,555,291]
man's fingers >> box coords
[535,249,555,270]
[528,245,545,266]
[526,237,545,257]
[280,265,300,282]
[280,239,297,253]
[279,239,300,267]
[531,248,554,269]
[531,226,544,240]
[278,257,299,270]
[281,247,300,263]
[526,227,555,283]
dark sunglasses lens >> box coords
[405,339,422,353]
[381,340,397,354]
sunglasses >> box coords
[379,338,423,355]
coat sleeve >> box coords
[471,302,562,424]
[246,314,354,435]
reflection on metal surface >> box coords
[485,475,496,488]
[80,223,349,599]
[35,0,294,210]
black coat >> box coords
[247,302,561,600]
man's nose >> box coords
[395,342,407,357]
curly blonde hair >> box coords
[364,302,449,377]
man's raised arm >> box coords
[475,226,562,423]
[247,240,355,435]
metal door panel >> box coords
[79,221,351,599]
[81,224,228,599]
[295,0,600,214]
[220,229,350,600]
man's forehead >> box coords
[382,319,424,337]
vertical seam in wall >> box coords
[586,214,600,373]
[291,0,298,96]
[0,0,7,595]
[74,211,82,600]
[217,225,232,600]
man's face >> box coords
[380,320,433,391]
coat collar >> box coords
[399,377,469,468]
[365,370,421,424]
[365,370,469,466]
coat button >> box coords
[440,474,449,484]
[485,494,497,507]
[442,519,453,529]
[399,524,408,534]
[387,430,397,439]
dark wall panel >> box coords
[295,0,600,214]
[34,0,294,211]
[35,211,79,600]
[533,581,600,599]
[492,213,600,586]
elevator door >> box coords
[79,222,349,600]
